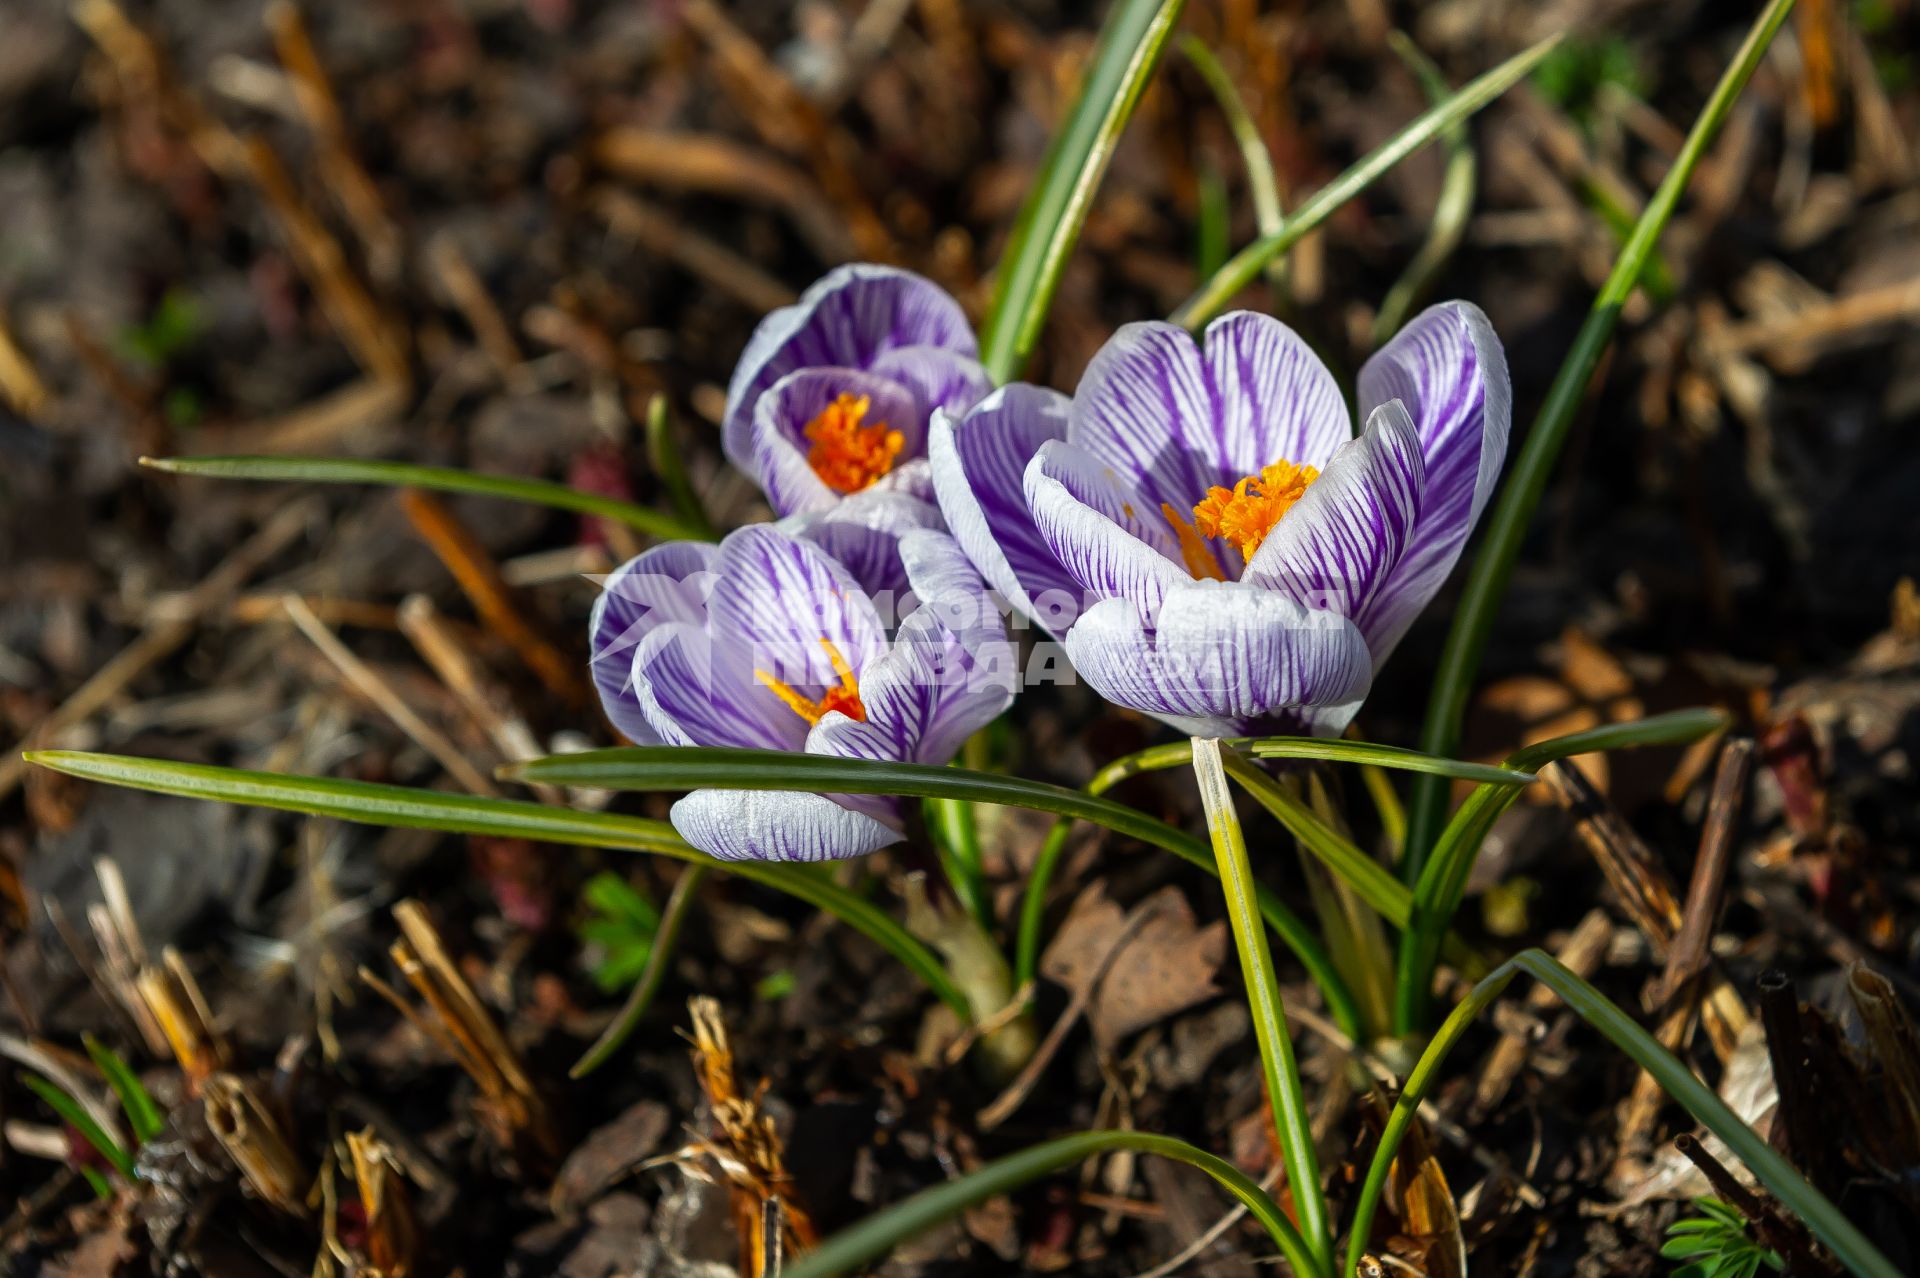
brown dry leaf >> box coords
[1474,627,1649,795]
[1390,1115,1466,1278]
[551,1100,672,1216]
[1040,884,1224,1045]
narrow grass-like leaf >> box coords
[1372,32,1477,342]
[1215,748,1411,929]
[141,455,712,541]
[1172,35,1558,328]
[21,1074,137,1182]
[1195,161,1231,278]
[924,796,992,931]
[1085,736,1536,791]
[511,745,1363,1037]
[82,1037,164,1146]
[978,0,1188,382]
[643,394,719,539]
[1401,0,1797,876]
[1192,740,1332,1272]
[1349,950,1900,1278]
[1014,816,1077,995]
[23,751,967,1019]
[572,864,708,1077]
[1393,708,1728,1032]
[781,1129,1318,1278]
[1009,734,1521,998]
[1179,36,1287,287]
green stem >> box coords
[924,796,992,931]
[1392,708,1728,1033]
[1401,0,1798,880]
[643,394,718,539]
[1372,32,1477,344]
[1178,35,1288,289]
[1192,740,1333,1273]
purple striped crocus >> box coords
[724,264,992,519]
[588,520,1016,862]
[930,304,1510,737]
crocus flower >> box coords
[724,264,992,519]
[589,520,1016,862]
[930,304,1509,737]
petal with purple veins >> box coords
[748,367,926,518]
[1200,311,1352,473]
[588,542,717,744]
[1067,314,1349,514]
[928,385,1079,626]
[708,526,888,723]
[784,489,944,601]
[629,621,807,751]
[870,345,993,421]
[1025,439,1187,617]
[1243,400,1425,647]
[723,265,976,467]
[671,788,904,863]
[1357,301,1511,661]
[1061,583,1373,735]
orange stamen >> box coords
[755,638,867,725]
[1160,503,1227,581]
[804,393,904,494]
[1187,460,1320,562]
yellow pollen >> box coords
[1160,503,1227,581]
[756,638,867,725]
[1187,460,1320,561]
[804,393,904,494]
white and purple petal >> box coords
[869,345,993,422]
[784,489,945,600]
[723,265,977,467]
[1025,439,1186,617]
[928,385,1079,625]
[1244,400,1424,644]
[670,788,905,863]
[1357,301,1511,659]
[1061,584,1373,736]
[1067,314,1349,516]
[709,526,888,709]
[588,542,718,745]
[628,620,806,751]
[748,367,927,518]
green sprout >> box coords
[1533,35,1647,129]
[576,871,661,993]
[117,288,205,370]
[1663,1198,1784,1278]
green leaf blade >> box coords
[781,1129,1315,1278]
[24,751,968,1020]
[141,455,712,541]
[1402,0,1798,877]
[82,1037,164,1147]
[1172,35,1558,328]
[978,0,1189,382]
[22,1074,137,1183]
